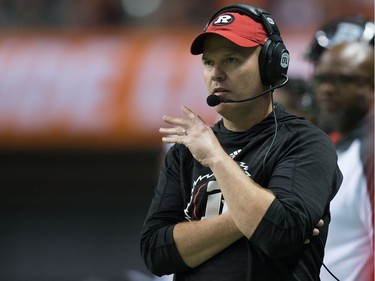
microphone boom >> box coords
[206,76,289,107]
[207,95,222,106]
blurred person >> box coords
[11,0,49,26]
[147,0,213,27]
[305,15,374,65]
[0,0,12,25]
[140,4,342,281]
[59,0,124,27]
[313,41,374,281]
[305,17,375,280]
[78,0,125,26]
[273,77,316,123]
[305,15,373,136]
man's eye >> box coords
[203,60,214,66]
[225,57,238,64]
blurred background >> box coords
[0,0,373,280]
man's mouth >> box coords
[212,87,230,95]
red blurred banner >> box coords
[0,28,220,150]
[0,28,316,150]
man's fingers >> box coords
[159,127,185,135]
[317,219,324,227]
[181,105,195,118]
[311,220,324,237]
[162,115,186,127]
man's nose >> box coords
[211,65,226,81]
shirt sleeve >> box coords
[140,145,192,276]
[250,127,342,257]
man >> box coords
[305,15,374,134]
[313,41,374,281]
[140,4,342,280]
[273,77,316,123]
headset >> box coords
[203,3,290,86]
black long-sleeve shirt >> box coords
[140,104,342,281]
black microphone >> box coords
[206,76,289,107]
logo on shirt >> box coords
[184,155,252,221]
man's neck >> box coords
[222,103,273,132]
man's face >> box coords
[313,43,373,133]
[201,34,266,116]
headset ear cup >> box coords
[272,42,290,84]
[259,39,272,86]
[259,40,289,86]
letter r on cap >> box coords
[213,15,233,25]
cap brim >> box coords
[190,31,261,55]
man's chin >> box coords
[317,112,341,133]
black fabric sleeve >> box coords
[250,126,342,257]
[140,146,192,276]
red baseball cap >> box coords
[191,12,268,55]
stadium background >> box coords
[0,0,373,280]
